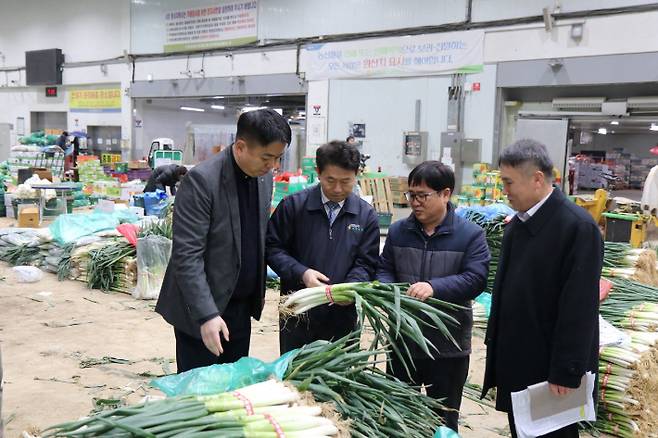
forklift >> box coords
[147,138,183,169]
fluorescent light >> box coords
[651,123,658,131]
[241,106,267,112]
[180,106,205,112]
[212,96,224,99]
[610,121,619,125]
[598,128,607,135]
[211,105,225,110]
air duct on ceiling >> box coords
[627,97,658,110]
[552,97,605,111]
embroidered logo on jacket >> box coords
[347,224,363,232]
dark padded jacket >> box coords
[377,204,490,357]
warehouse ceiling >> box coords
[569,116,658,135]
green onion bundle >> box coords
[603,242,647,269]
[284,335,445,438]
[43,379,342,437]
[462,210,506,293]
[280,282,462,372]
[594,331,658,437]
[86,241,136,292]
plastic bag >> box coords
[474,292,492,319]
[12,266,43,283]
[151,350,300,397]
[433,426,460,438]
[133,236,172,300]
[49,210,140,244]
[117,223,140,247]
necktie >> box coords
[326,201,340,226]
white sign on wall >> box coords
[301,30,484,80]
[164,0,258,53]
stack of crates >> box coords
[301,156,317,184]
[388,176,409,206]
[457,163,506,207]
[101,153,122,165]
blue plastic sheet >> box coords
[474,292,492,319]
[151,349,300,397]
[49,210,139,244]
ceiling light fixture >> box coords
[211,105,225,110]
[212,96,224,99]
[180,106,205,112]
[241,106,268,113]
[610,121,619,125]
[651,123,658,131]
[598,128,607,135]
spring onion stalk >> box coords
[283,334,446,438]
[281,281,463,374]
[462,210,506,293]
[43,379,342,437]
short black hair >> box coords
[176,166,188,178]
[498,139,553,177]
[346,135,355,142]
[408,161,455,192]
[236,109,291,147]
[316,141,361,173]
[62,131,69,136]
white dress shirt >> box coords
[518,189,553,222]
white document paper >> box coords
[599,315,631,347]
[511,372,596,438]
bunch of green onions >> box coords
[593,331,658,438]
[284,334,445,438]
[462,210,506,293]
[86,240,136,292]
[603,242,648,269]
[280,282,462,373]
[43,379,340,437]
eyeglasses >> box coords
[404,191,438,203]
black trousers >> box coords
[389,354,469,432]
[279,313,357,354]
[174,325,251,374]
[508,412,579,438]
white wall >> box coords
[327,76,452,177]
[0,0,130,67]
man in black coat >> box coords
[482,139,603,438]
[156,109,291,373]
[144,164,188,196]
[267,141,380,353]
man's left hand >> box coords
[549,383,573,396]
[407,282,433,301]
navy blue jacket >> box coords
[266,184,380,328]
[378,204,490,357]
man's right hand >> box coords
[302,269,330,288]
[200,316,230,356]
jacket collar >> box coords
[306,184,359,215]
[521,188,564,235]
[404,202,456,236]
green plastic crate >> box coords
[377,212,393,228]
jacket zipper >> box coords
[420,239,428,281]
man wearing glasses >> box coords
[377,161,490,432]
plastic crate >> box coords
[377,212,393,228]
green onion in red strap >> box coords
[232,390,254,415]
[264,413,286,438]
[325,285,335,305]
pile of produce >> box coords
[284,335,446,438]
[43,379,345,437]
[602,242,658,286]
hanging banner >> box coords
[164,1,258,53]
[69,88,122,113]
[301,30,484,80]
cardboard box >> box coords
[32,168,53,181]
[18,205,39,228]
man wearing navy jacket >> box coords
[377,161,490,432]
[267,140,380,354]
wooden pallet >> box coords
[359,177,394,213]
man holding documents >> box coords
[482,139,603,437]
